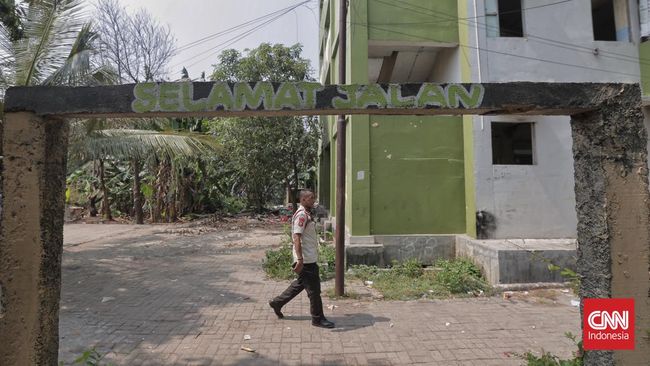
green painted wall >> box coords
[318,144,331,208]
[348,0,371,236]
[369,115,465,235]
[330,134,337,213]
[458,0,476,238]
[367,0,458,44]
[462,116,476,237]
[321,0,469,237]
[640,42,650,96]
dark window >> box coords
[592,0,617,41]
[491,122,534,165]
[498,0,523,37]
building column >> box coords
[0,112,69,365]
[348,0,370,236]
[570,85,650,365]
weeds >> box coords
[435,258,487,294]
[59,348,112,366]
[325,288,361,299]
[548,264,580,294]
[262,227,336,281]
[350,258,490,300]
[512,332,583,366]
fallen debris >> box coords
[240,346,255,353]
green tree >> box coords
[209,43,320,212]
[0,0,111,216]
[68,123,217,223]
[0,0,23,42]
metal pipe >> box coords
[335,0,347,297]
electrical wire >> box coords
[369,0,650,67]
[354,22,640,78]
[171,2,308,71]
[175,1,311,54]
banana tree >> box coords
[70,126,217,223]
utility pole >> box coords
[335,0,347,297]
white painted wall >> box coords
[483,0,640,82]
[467,0,643,238]
[473,115,578,238]
[430,48,462,83]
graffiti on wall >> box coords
[131,82,485,113]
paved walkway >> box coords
[59,222,580,365]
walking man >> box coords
[269,190,335,328]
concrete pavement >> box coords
[59,223,581,365]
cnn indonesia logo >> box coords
[583,298,635,350]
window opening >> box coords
[492,122,534,165]
[486,0,524,37]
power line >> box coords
[175,6,300,71]
[369,0,650,67]
[355,22,640,78]
[175,1,311,54]
[460,0,574,19]
[367,0,574,23]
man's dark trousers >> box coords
[272,263,324,320]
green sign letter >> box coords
[234,82,274,110]
[159,83,181,112]
[132,83,158,113]
[273,83,302,110]
[332,85,358,109]
[417,84,447,108]
[207,82,234,110]
[446,84,485,109]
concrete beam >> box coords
[570,84,650,365]
[377,51,398,83]
[0,113,69,365]
[2,82,634,118]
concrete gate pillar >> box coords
[0,112,69,365]
[571,85,650,365]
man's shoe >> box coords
[312,318,335,328]
[269,301,284,319]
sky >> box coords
[113,0,320,80]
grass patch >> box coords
[350,258,491,300]
[325,288,361,300]
[263,227,336,281]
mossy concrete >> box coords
[571,84,650,365]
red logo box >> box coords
[583,298,634,350]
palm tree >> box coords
[1,0,112,216]
[0,0,111,91]
[69,125,218,223]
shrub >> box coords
[435,258,489,294]
[263,227,337,281]
[392,258,424,278]
[263,243,294,280]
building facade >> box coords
[318,0,650,266]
